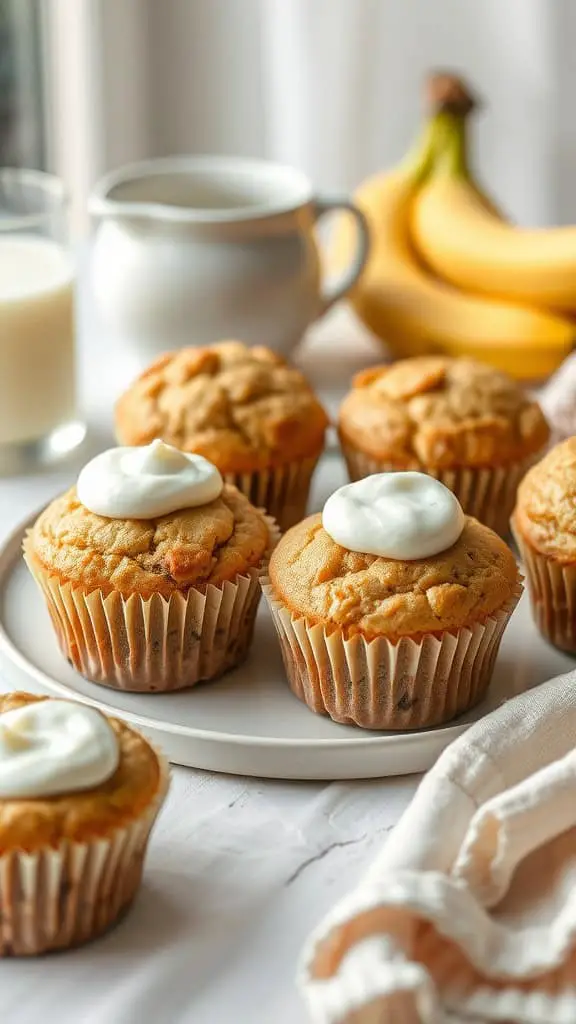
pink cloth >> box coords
[539,353,576,443]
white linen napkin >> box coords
[300,670,576,1024]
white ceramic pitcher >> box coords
[89,156,369,359]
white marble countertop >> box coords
[0,298,422,1024]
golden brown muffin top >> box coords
[0,693,164,853]
[513,436,576,563]
[269,513,519,640]
[115,341,329,473]
[339,356,549,468]
[27,483,271,598]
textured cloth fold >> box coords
[301,671,576,1023]
[540,353,576,443]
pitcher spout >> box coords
[88,182,153,223]
[89,159,176,223]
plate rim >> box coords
[0,507,493,754]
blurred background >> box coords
[7,0,576,237]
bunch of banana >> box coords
[335,73,575,380]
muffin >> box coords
[0,691,168,955]
[338,356,549,536]
[262,472,521,730]
[24,440,277,692]
[114,340,329,532]
[512,437,576,652]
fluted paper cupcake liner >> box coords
[262,578,522,731]
[0,754,169,956]
[512,519,576,653]
[23,518,279,693]
[340,439,543,538]
[224,454,321,532]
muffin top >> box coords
[27,482,271,597]
[269,513,519,640]
[0,693,163,853]
[513,437,576,562]
[339,356,549,468]
[115,341,329,473]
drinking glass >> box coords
[0,169,85,474]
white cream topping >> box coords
[77,439,223,519]
[0,701,119,799]
[322,472,465,560]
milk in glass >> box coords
[0,235,75,445]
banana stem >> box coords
[430,112,471,178]
[398,106,472,187]
[398,117,443,184]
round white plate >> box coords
[0,512,572,779]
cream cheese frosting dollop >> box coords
[322,471,465,560]
[0,700,119,799]
[77,439,223,519]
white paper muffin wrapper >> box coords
[23,518,279,694]
[512,518,576,653]
[0,752,169,956]
[262,578,522,730]
[224,454,321,532]
[340,439,543,538]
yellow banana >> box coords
[412,112,576,312]
[334,119,574,380]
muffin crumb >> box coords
[115,341,329,473]
[0,692,162,852]
[339,356,549,468]
[27,483,270,597]
[513,437,576,562]
[269,513,519,640]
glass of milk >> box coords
[0,169,85,474]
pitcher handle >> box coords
[313,196,370,317]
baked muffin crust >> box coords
[27,483,270,597]
[513,437,576,563]
[0,693,161,852]
[115,341,328,473]
[339,356,549,468]
[269,513,519,640]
